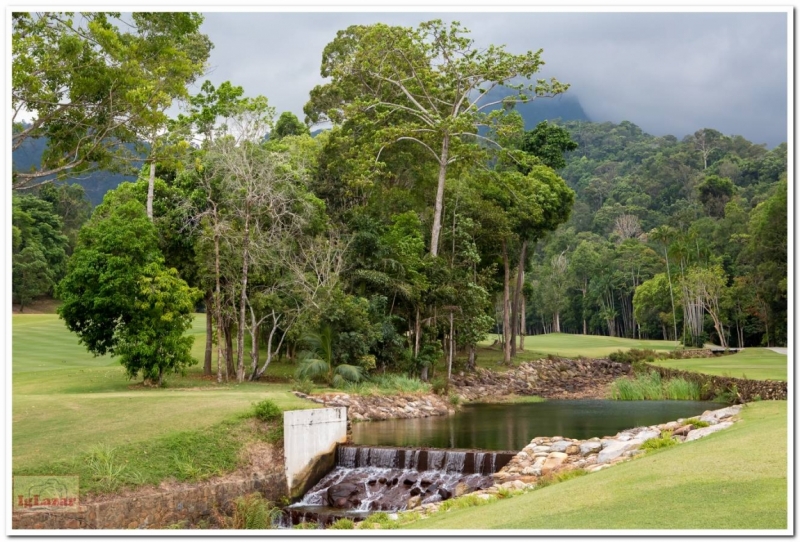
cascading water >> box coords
[283,445,515,526]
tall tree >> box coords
[12,12,211,190]
[304,19,568,256]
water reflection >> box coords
[351,400,723,451]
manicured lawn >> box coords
[13,313,316,473]
[404,401,787,530]
[652,348,787,381]
[474,332,678,366]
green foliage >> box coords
[272,111,310,140]
[293,521,318,529]
[291,379,315,395]
[536,468,588,489]
[448,393,462,406]
[12,12,211,189]
[520,120,578,171]
[686,418,711,428]
[608,372,700,401]
[296,324,365,387]
[252,399,282,422]
[328,518,355,530]
[431,377,448,395]
[640,432,678,451]
[232,493,281,529]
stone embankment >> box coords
[450,358,631,401]
[296,392,454,421]
[648,365,787,402]
[297,357,632,420]
[406,404,743,516]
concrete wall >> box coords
[284,407,347,497]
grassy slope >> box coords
[406,401,787,530]
[13,314,314,471]
[474,333,678,368]
[652,348,787,381]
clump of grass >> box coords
[686,418,710,428]
[329,518,355,529]
[431,377,448,395]
[609,372,700,401]
[293,521,318,529]
[449,393,461,406]
[231,493,281,529]
[663,377,701,400]
[641,431,679,451]
[536,468,588,489]
[85,444,127,492]
[358,512,401,530]
[252,399,282,422]
[291,379,314,395]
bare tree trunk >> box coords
[502,240,511,364]
[430,135,450,257]
[663,247,678,344]
[249,304,260,380]
[146,160,156,220]
[414,307,421,358]
[236,208,251,383]
[447,311,454,384]
[511,240,527,357]
[225,322,234,380]
[519,294,526,351]
[204,291,213,376]
[467,345,476,371]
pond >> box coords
[351,400,724,451]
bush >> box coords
[293,521,318,529]
[448,393,461,406]
[686,417,710,428]
[641,432,678,451]
[231,493,280,529]
[431,377,448,395]
[253,399,282,422]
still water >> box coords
[351,400,724,451]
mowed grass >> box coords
[13,313,315,472]
[475,332,679,367]
[652,348,787,381]
[405,401,787,530]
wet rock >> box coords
[327,483,359,507]
[409,487,422,496]
[454,483,470,498]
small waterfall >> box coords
[444,451,466,473]
[404,450,419,470]
[426,450,445,471]
[338,446,357,468]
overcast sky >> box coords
[193,11,788,147]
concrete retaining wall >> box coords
[284,407,347,498]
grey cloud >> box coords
[196,11,787,147]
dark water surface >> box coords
[351,400,724,451]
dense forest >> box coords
[12,14,787,389]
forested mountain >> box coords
[525,120,787,347]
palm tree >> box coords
[295,325,364,387]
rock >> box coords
[533,456,547,468]
[454,482,470,498]
[437,488,452,500]
[407,496,422,509]
[327,483,359,507]
[672,424,693,436]
[634,430,660,443]
[550,441,572,453]
[403,477,417,486]
[541,452,568,475]
[510,480,527,490]
[597,440,640,464]
[565,444,581,455]
[685,421,734,442]
[409,487,421,496]
[579,441,602,455]
[378,477,387,484]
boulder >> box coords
[579,441,602,456]
[541,452,568,475]
[634,430,661,443]
[597,440,640,464]
[327,483,359,507]
[685,421,734,442]
[550,441,572,453]
[454,482,470,498]
[407,496,422,509]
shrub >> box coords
[252,399,282,422]
[431,377,448,395]
[641,432,678,451]
[231,493,280,529]
[293,521,318,530]
[448,393,461,406]
[663,377,701,400]
[609,372,699,401]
